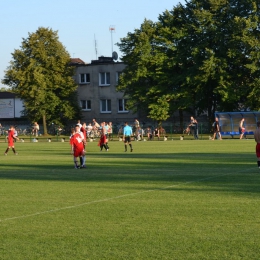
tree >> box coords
[148,96,170,127]
[117,19,174,126]
[2,27,80,135]
[0,87,11,92]
[117,0,260,130]
[160,0,260,119]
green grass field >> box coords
[1,138,260,259]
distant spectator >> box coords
[14,126,18,142]
[154,128,160,140]
[92,118,100,130]
[134,118,140,129]
[146,127,153,140]
[32,122,39,136]
[189,116,198,140]
[136,126,144,141]
[86,123,93,137]
[239,118,245,139]
[76,120,82,128]
[134,118,140,137]
[108,122,113,140]
[0,123,4,136]
[212,117,222,140]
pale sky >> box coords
[0,0,186,89]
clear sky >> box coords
[0,0,185,89]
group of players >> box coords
[3,119,134,170]
[69,120,110,169]
[68,118,260,170]
[69,119,134,169]
[4,119,260,170]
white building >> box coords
[0,92,23,119]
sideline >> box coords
[0,167,256,222]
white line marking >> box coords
[0,167,256,222]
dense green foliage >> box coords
[0,140,259,259]
[117,0,260,127]
[2,27,80,134]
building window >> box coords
[116,72,122,84]
[100,99,111,113]
[79,73,90,84]
[118,99,128,112]
[99,72,110,86]
[80,100,91,111]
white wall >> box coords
[15,98,23,118]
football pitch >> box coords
[1,139,260,259]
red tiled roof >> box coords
[70,58,85,65]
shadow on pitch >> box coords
[0,151,258,194]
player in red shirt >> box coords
[80,122,87,142]
[80,122,87,166]
[98,122,109,151]
[4,125,19,155]
[70,125,86,169]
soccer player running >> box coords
[254,121,260,169]
[70,125,86,169]
[4,125,19,155]
[123,122,133,152]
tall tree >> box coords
[117,19,173,126]
[2,27,80,134]
[157,0,260,124]
[117,0,260,129]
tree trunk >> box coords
[42,114,48,135]
[179,109,184,132]
[207,95,216,132]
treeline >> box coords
[117,0,260,129]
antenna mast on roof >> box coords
[109,25,115,54]
[94,34,98,59]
